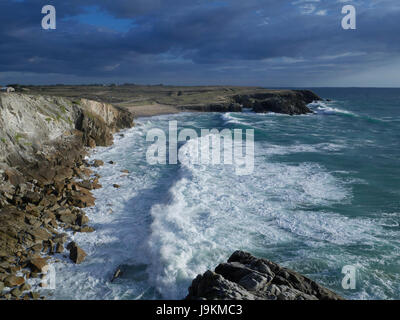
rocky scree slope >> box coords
[186,251,343,300]
[0,93,133,300]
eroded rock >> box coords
[29,257,49,273]
[186,251,343,301]
[68,242,87,264]
[4,275,25,287]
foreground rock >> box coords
[186,251,343,300]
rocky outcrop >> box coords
[232,90,321,115]
[175,89,321,115]
[67,242,87,264]
[186,251,343,300]
[0,93,133,300]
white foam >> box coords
[308,101,357,116]
[49,113,399,301]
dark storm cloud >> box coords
[0,0,399,86]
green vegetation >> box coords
[14,133,23,143]
[60,105,67,113]
[1,138,6,144]
[22,84,262,109]
[45,117,52,123]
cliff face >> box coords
[0,93,132,167]
[186,251,343,300]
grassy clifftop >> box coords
[16,85,321,116]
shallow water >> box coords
[49,88,400,300]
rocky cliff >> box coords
[177,89,320,115]
[0,93,133,300]
[232,90,321,115]
[186,251,343,300]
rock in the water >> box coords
[92,160,104,167]
[111,268,123,282]
[76,214,89,226]
[29,257,49,273]
[55,242,64,253]
[68,242,87,264]
[186,251,343,301]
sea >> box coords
[48,88,400,300]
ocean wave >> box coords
[264,142,345,156]
[47,111,399,301]
[308,101,358,117]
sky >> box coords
[0,0,399,87]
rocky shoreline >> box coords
[186,251,343,300]
[178,89,321,115]
[0,93,133,300]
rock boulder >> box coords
[186,251,343,301]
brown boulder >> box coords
[4,169,25,186]
[20,283,32,292]
[29,257,49,273]
[54,167,74,183]
[57,210,77,225]
[88,137,96,148]
[11,287,22,298]
[68,242,87,264]
[30,292,40,299]
[92,160,104,167]
[55,243,64,253]
[79,226,95,233]
[23,191,42,205]
[4,275,25,287]
[76,214,89,226]
[76,180,93,190]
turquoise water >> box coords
[51,88,400,300]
